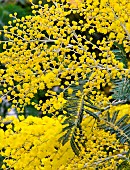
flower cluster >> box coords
[0,108,129,170]
[0,116,74,170]
[0,0,130,169]
[0,0,129,113]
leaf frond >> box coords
[100,111,130,145]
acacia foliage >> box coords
[0,0,130,169]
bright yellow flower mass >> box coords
[0,0,130,169]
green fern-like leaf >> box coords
[59,80,100,155]
[100,111,130,145]
[111,78,130,102]
[111,45,130,102]
[113,42,128,68]
[59,92,84,155]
